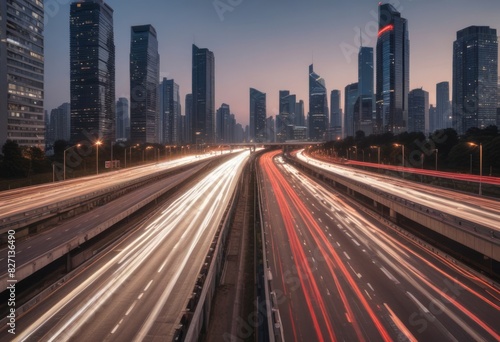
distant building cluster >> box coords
[0,1,498,151]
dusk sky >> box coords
[44,0,500,127]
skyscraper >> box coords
[184,93,193,144]
[277,90,296,142]
[192,44,215,144]
[159,78,180,145]
[330,90,342,140]
[375,3,409,134]
[357,46,374,135]
[453,26,498,134]
[70,0,115,144]
[216,103,230,143]
[249,88,266,142]
[130,25,159,144]
[116,98,129,140]
[309,64,328,140]
[48,103,71,145]
[0,0,45,149]
[345,83,359,137]
[408,88,429,134]
[436,81,451,130]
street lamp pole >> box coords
[479,143,483,196]
[95,140,102,175]
[434,148,438,171]
[64,144,80,180]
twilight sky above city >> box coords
[44,0,500,127]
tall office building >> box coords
[408,88,429,134]
[184,93,193,144]
[453,26,498,134]
[344,83,358,137]
[309,64,328,140]
[70,0,115,143]
[48,103,71,145]
[116,98,129,140]
[357,47,374,135]
[249,88,266,142]
[159,78,180,144]
[277,90,296,142]
[192,44,215,144]
[330,90,342,140]
[0,0,45,149]
[216,103,231,143]
[375,3,409,134]
[429,105,437,133]
[130,25,159,144]
[436,81,451,130]
[295,100,305,127]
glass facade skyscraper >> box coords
[375,3,409,134]
[308,64,328,141]
[130,25,159,144]
[453,26,498,134]
[70,0,115,143]
[357,47,374,135]
[0,0,45,149]
[192,44,215,144]
[249,88,266,142]
[116,97,129,140]
[436,81,451,130]
[408,88,429,134]
[159,78,180,145]
[330,90,342,140]
[344,83,358,137]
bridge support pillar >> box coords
[389,208,397,221]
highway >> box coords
[0,153,224,230]
[4,151,249,341]
[297,151,500,233]
[259,150,500,341]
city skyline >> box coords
[44,0,500,128]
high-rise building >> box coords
[265,116,275,143]
[183,94,193,144]
[130,25,159,144]
[47,103,71,145]
[0,0,45,149]
[375,3,409,134]
[159,78,180,145]
[357,47,374,135]
[453,26,498,134]
[429,105,437,133]
[192,44,215,144]
[216,103,231,143]
[116,98,129,140]
[309,64,328,140]
[249,88,266,142]
[277,90,296,142]
[436,81,451,130]
[344,83,358,137]
[295,100,305,127]
[330,90,342,140]
[70,0,115,144]
[408,88,429,134]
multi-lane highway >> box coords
[259,150,500,341]
[3,151,249,341]
[0,153,221,229]
[297,150,500,232]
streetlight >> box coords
[393,143,405,177]
[95,140,102,175]
[468,142,482,195]
[432,148,438,171]
[63,144,80,180]
[370,146,381,164]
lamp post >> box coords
[394,143,405,177]
[433,148,438,171]
[468,142,482,195]
[63,144,80,180]
[95,140,102,175]
[370,146,381,164]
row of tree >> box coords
[319,126,500,175]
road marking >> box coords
[345,232,353,238]
[343,252,351,260]
[364,290,372,300]
[125,301,137,316]
[406,291,430,314]
[144,280,153,292]
[111,319,124,334]
[138,293,144,300]
[336,242,341,247]
[380,267,400,284]
[367,283,374,292]
[46,237,52,240]
[352,239,361,247]
[158,260,167,273]
[27,246,31,249]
